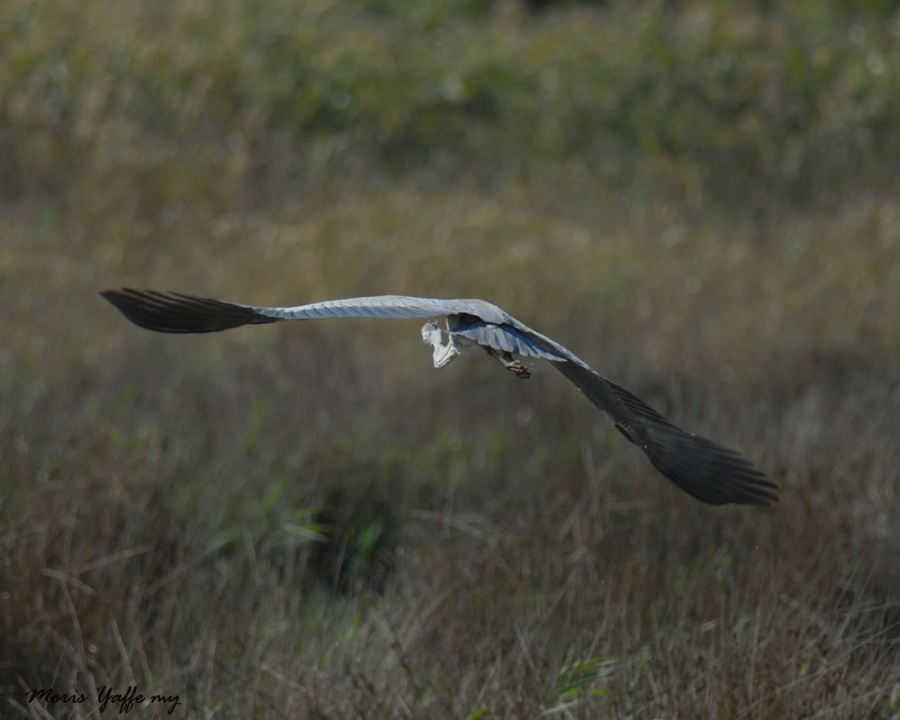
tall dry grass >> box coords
[2,0,899,718]
[2,181,897,718]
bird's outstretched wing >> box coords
[100,289,559,361]
[99,288,501,332]
[552,361,777,506]
[101,288,779,507]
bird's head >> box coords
[421,321,459,369]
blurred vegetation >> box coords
[2,0,900,218]
[1,0,899,718]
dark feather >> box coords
[100,289,278,333]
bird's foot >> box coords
[510,363,530,379]
[504,357,531,379]
[485,347,530,378]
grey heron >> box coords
[100,288,779,507]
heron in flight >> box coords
[100,289,778,507]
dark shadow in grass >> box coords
[308,485,403,595]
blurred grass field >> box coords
[2,0,899,717]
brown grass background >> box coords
[1,1,899,718]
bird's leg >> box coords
[485,348,530,379]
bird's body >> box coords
[101,288,779,507]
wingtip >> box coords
[641,424,780,508]
[100,287,142,305]
[100,287,279,333]
[99,287,123,301]
[99,287,137,314]
[738,482,781,509]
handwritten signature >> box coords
[28,686,182,714]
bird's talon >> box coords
[507,360,530,379]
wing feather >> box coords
[551,359,779,506]
[451,322,565,361]
[99,289,278,333]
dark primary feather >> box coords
[639,422,776,505]
[100,289,278,333]
[551,356,779,507]
[100,287,779,507]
